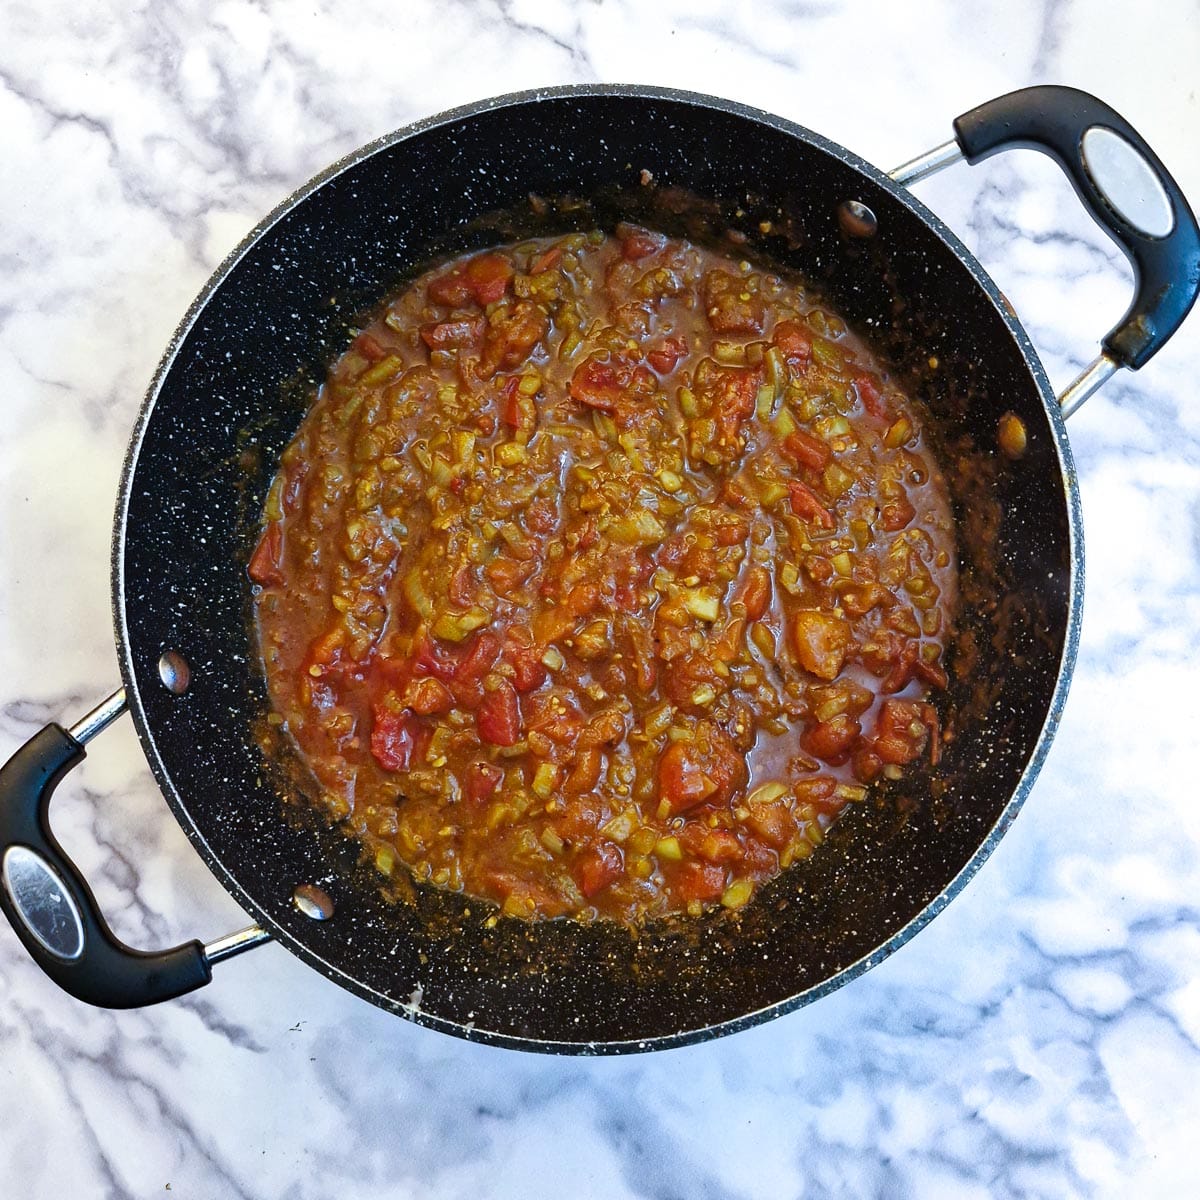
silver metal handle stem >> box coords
[1058,353,1121,419]
[889,139,964,187]
[67,688,128,745]
[204,923,271,965]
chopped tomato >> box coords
[773,319,812,369]
[407,676,453,716]
[647,336,688,375]
[569,352,654,414]
[420,317,484,351]
[680,824,743,863]
[248,521,284,586]
[676,860,727,903]
[702,270,765,334]
[429,252,514,308]
[412,632,459,682]
[509,646,547,693]
[855,373,888,419]
[733,565,771,621]
[530,245,563,274]
[486,555,534,595]
[787,480,836,529]
[792,610,850,680]
[745,800,794,848]
[455,631,502,685]
[464,761,504,804]
[576,841,623,898]
[500,375,522,426]
[879,496,915,531]
[693,358,760,444]
[873,699,929,765]
[801,714,861,761]
[617,225,666,260]
[371,705,423,772]
[477,679,521,746]
[353,331,388,362]
[657,723,746,815]
[479,301,549,378]
[782,430,831,471]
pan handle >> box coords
[891,85,1200,414]
[0,689,268,1008]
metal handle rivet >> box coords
[292,884,334,920]
[158,650,191,695]
[838,200,878,238]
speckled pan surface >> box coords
[111,85,1081,1052]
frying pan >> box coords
[2,84,1197,1053]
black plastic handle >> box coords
[954,85,1200,369]
[0,722,211,1008]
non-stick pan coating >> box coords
[114,86,1080,1051]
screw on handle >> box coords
[0,720,212,1009]
[952,85,1200,371]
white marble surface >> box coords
[3,1,1200,1195]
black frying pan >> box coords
[2,85,1197,1053]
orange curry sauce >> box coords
[251,227,957,924]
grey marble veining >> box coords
[2,1,1199,1196]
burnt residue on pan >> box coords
[116,88,1075,1050]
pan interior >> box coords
[115,88,1076,1051]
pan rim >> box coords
[110,82,1084,1053]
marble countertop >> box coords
[3,2,1199,1196]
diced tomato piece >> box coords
[525,497,558,535]
[353,331,388,362]
[733,565,771,620]
[879,496,916,531]
[881,642,946,694]
[791,610,850,680]
[782,430,831,471]
[851,744,884,784]
[773,319,812,369]
[509,646,547,693]
[647,335,688,375]
[566,580,602,617]
[618,225,666,260]
[702,270,765,334]
[447,566,474,609]
[855,373,888,419]
[407,676,453,716]
[412,632,459,681]
[657,723,747,815]
[800,714,861,761]
[680,824,744,864]
[499,375,522,426]
[248,521,284,586]
[745,800,794,848]
[693,358,760,445]
[530,245,563,274]
[486,555,535,595]
[454,631,502,685]
[420,317,483,351]
[429,253,513,307]
[569,353,637,414]
[479,301,549,378]
[787,480,836,529]
[575,841,624,898]
[676,860,727,903]
[477,679,521,746]
[464,761,504,805]
[873,699,928,765]
[370,705,422,772]
[664,653,725,713]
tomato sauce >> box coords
[252,227,958,924]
